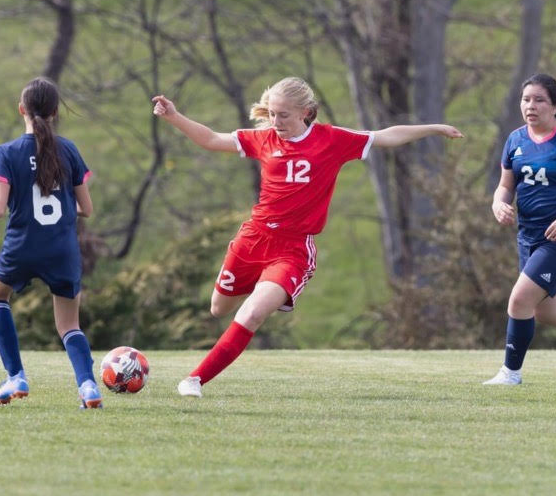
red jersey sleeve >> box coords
[329,126,374,163]
[232,129,271,159]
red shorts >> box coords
[214,220,317,311]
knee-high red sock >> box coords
[190,321,254,385]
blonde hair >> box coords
[250,77,319,129]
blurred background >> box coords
[0,0,553,351]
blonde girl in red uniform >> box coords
[153,77,463,397]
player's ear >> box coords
[18,102,26,116]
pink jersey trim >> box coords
[527,126,556,144]
[0,176,9,184]
[83,171,92,183]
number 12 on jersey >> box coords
[285,160,311,183]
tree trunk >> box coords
[205,0,260,199]
[330,0,411,279]
[410,0,455,285]
[485,0,545,193]
[42,0,74,83]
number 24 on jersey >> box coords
[522,165,548,186]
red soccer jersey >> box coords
[232,123,374,235]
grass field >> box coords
[2,350,556,496]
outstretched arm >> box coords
[372,124,464,148]
[152,95,237,153]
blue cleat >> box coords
[78,379,103,409]
[0,370,29,404]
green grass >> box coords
[2,350,556,495]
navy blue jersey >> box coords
[0,134,90,297]
[502,126,556,245]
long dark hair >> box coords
[21,77,66,196]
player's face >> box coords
[520,84,556,131]
[268,94,309,139]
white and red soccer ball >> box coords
[100,346,149,393]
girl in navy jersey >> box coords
[484,74,556,385]
[153,77,463,397]
[0,77,102,408]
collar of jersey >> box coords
[285,123,314,142]
[527,125,556,144]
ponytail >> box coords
[21,78,66,196]
[249,88,272,129]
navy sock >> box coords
[62,330,95,386]
[504,317,535,371]
[0,300,23,376]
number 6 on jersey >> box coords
[32,183,62,225]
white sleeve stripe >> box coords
[332,125,371,135]
[331,126,374,159]
[361,132,374,160]
[231,131,246,158]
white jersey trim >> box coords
[361,132,375,159]
[287,123,315,143]
[332,126,375,160]
[279,234,317,312]
[231,130,246,158]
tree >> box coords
[485,0,545,193]
[313,0,459,282]
[313,0,413,279]
[410,0,456,284]
[41,0,75,82]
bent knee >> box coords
[210,302,229,319]
[210,298,237,318]
[235,305,267,329]
[508,292,535,317]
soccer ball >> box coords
[100,346,149,393]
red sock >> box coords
[190,321,254,385]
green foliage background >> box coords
[0,0,555,350]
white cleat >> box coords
[178,376,202,397]
[483,366,522,385]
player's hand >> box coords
[545,221,556,241]
[152,95,177,118]
[492,200,515,226]
[437,125,464,139]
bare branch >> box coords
[41,0,74,82]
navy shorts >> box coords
[0,252,81,299]
[518,240,556,297]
